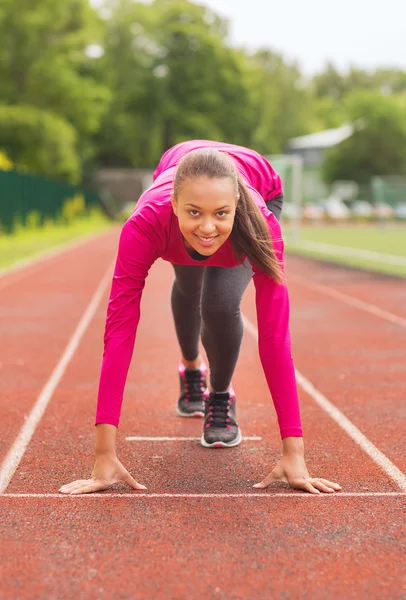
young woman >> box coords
[59,140,341,496]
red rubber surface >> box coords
[1,231,405,598]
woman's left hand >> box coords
[253,453,342,494]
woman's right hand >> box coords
[58,452,147,495]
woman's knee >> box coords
[201,300,242,326]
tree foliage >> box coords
[0,105,80,182]
[322,91,406,184]
[0,0,406,183]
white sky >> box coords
[91,0,406,75]
[201,0,406,75]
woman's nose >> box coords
[199,220,216,235]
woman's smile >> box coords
[194,234,219,248]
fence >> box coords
[0,169,103,233]
[371,176,406,207]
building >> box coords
[286,123,354,166]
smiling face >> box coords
[171,176,238,256]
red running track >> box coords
[1,230,405,599]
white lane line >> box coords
[296,240,406,267]
[0,262,114,494]
[125,436,262,441]
[289,275,406,328]
[0,228,115,291]
[242,315,406,492]
[2,492,405,498]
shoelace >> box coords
[184,370,205,401]
[205,393,234,429]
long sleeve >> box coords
[252,211,303,439]
[95,208,166,427]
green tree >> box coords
[248,49,315,155]
[0,0,111,172]
[0,105,80,182]
[322,91,406,184]
[95,0,255,167]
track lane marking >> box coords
[295,240,406,267]
[289,275,406,328]
[125,436,262,441]
[0,228,116,291]
[242,315,406,492]
[0,262,114,494]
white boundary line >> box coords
[0,261,114,494]
[125,436,262,441]
[0,228,116,291]
[297,240,406,267]
[2,492,405,499]
[241,315,406,491]
[289,275,406,328]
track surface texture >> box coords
[1,231,405,599]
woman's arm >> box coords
[251,211,342,493]
[59,206,166,495]
[251,211,303,439]
[96,210,165,427]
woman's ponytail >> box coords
[231,173,284,284]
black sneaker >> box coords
[201,387,242,448]
[176,360,207,418]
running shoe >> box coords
[176,360,207,417]
[201,387,242,448]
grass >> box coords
[284,223,406,278]
[0,209,114,271]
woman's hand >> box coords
[59,452,147,495]
[253,452,342,495]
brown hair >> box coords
[173,148,284,283]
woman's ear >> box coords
[170,192,178,216]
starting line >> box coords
[2,492,405,498]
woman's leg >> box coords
[200,260,253,391]
[171,264,205,362]
[171,264,207,418]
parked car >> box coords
[282,202,302,219]
[322,196,350,219]
[350,201,374,218]
[302,203,325,220]
[373,203,394,218]
[393,203,406,219]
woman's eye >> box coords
[217,211,228,217]
[189,210,200,216]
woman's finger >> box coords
[122,471,147,490]
[316,479,342,490]
[69,480,109,495]
[59,479,107,495]
[253,465,287,488]
[252,472,278,488]
[59,481,85,494]
[292,479,321,494]
[310,479,335,493]
[253,476,272,489]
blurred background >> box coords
[1,0,405,277]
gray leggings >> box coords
[171,197,282,391]
[171,260,253,391]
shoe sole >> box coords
[200,427,242,448]
[176,407,205,418]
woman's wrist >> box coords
[282,436,304,456]
[95,423,117,456]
